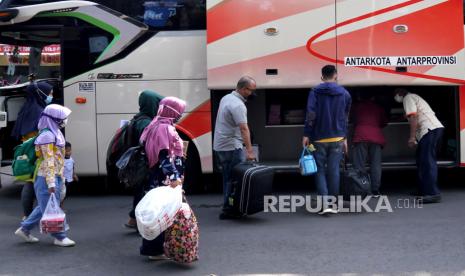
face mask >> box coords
[59,118,68,129]
[37,86,53,105]
[394,94,404,103]
[247,93,257,101]
[45,95,53,105]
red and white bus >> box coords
[0,0,464,191]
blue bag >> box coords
[299,148,317,176]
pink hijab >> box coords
[140,97,186,168]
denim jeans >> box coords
[21,176,67,240]
[215,149,244,210]
[314,141,344,207]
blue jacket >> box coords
[304,82,351,141]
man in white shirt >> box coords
[394,88,444,203]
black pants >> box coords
[140,232,165,256]
[129,181,145,219]
[417,128,443,196]
[352,142,382,193]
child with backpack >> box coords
[14,104,76,247]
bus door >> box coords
[0,25,63,167]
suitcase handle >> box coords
[241,160,258,166]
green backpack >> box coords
[12,128,50,181]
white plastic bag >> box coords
[135,185,183,240]
[40,193,66,234]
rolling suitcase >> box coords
[229,162,274,215]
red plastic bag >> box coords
[40,193,66,234]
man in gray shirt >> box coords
[214,76,256,219]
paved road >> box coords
[1,171,465,276]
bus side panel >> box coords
[336,0,465,85]
[460,86,465,167]
[207,0,337,89]
[64,82,99,175]
[95,80,212,174]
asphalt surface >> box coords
[1,171,465,276]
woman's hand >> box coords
[48,187,55,194]
[170,178,183,188]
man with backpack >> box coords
[105,90,163,228]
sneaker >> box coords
[328,208,339,214]
[54,237,76,247]
[15,227,39,243]
[148,254,170,261]
[318,208,332,215]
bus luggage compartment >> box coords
[212,86,459,172]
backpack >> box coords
[12,128,50,181]
[116,146,150,189]
[106,115,150,167]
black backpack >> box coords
[116,146,150,189]
[106,115,150,168]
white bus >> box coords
[0,0,208,190]
[0,0,465,192]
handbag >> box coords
[299,147,317,176]
[164,200,199,263]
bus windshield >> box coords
[93,0,206,30]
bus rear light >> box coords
[75,97,87,104]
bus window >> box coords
[93,0,206,30]
[0,43,61,85]
[61,19,113,80]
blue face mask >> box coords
[37,86,53,105]
[45,95,53,105]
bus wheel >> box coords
[183,140,203,194]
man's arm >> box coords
[343,92,352,155]
[407,114,418,148]
[303,91,317,146]
[403,94,418,148]
[239,123,255,160]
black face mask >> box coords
[247,93,257,101]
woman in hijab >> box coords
[14,104,76,247]
[12,81,54,219]
[124,90,163,228]
[139,96,186,260]
[12,81,54,141]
